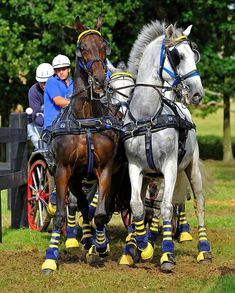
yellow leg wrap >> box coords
[65,238,79,249]
[47,203,56,216]
[140,242,154,261]
[179,232,193,243]
[197,251,212,263]
[41,259,57,271]
[125,233,132,242]
[119,254,134,266]
[160,252,175,265]
[78,215,83,228]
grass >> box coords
[0,104,234,292]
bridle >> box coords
[107,72,135,113]
[77,29,110,76]
[159,35,200,98]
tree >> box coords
[0,0,142,124]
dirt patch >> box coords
[207,199,235,206]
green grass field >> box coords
[0,103,234,293]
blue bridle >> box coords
[159,36,200,88]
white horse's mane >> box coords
[127,20,182,77]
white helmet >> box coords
[36,63,54,82]
[52,54,71,69]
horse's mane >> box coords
[127,20,183,77]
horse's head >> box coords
[161,24,204,105]
[107,72,135,116]
[74,16,111,94]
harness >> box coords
[121,97,196,170]
[49,106,121,176]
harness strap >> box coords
[86,129,94,175]
[145,128,157,170]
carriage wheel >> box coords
[27,159,53,231]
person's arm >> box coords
[53,96,70,108]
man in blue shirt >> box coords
[44,54,73,129]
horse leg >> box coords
[178,203,193,242]
[86,163,113,264]
[160,162,178,273]
[41,166,70,273]
[64,192,79,250]
[69,182,93,253]
[129,163,154,263]
[185,145,212,263]
[173,172,193,242]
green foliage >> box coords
[0,0,234,128]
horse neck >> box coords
[129,40,163,118]
[72,66,107,119]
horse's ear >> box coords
[95,16,102,32]
[74,15,85,33]
[166,24,174,38]
[183,25,193,37]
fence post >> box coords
[9,113,28,229]
[0,191,2,243]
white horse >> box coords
[120,20,212,272]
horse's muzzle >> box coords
[93,75,107,94]
[191,93,202,104]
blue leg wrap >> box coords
[198,226,210,251]
[94,229,108,252]
[45,230,60,260]
[198,240,211,252]
[148,230,159,243]
[50,191,57,205]
[162,220,174,253]
[88,192,99,220]
[88,205,96,220]
[134,215,148,249]
[45,247,59,260]
[179,223,190,233]
[66,225,78,239]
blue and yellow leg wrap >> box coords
[148,215,160,244]
[65,214,79,248]
[179,212,193,242]
[88,191,99,220]
[119,232,137,266]
[42,231,60,272]
[197,226,212,262]
[134,215,154,261]
[134,215,148,249]
[81,221,93,250]
[160,221,175,265]
[94,228,109,255]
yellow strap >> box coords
[111,72,133,78]
[78,29,101,42]
[175,35,187,42]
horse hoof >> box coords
[179,232,193,243]
[65,238,79,249]
[160,262,175,273]
[160,253,176,273]
[86,245,103,266]
[41,259,58,273]
[119,254,134,266]
[197,251,212,263]
[140,242,154,262]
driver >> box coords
[43,54,73,130]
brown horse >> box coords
[42,16,119,273]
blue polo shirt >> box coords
[44,75,73,129]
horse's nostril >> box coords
[192,94,202,104]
